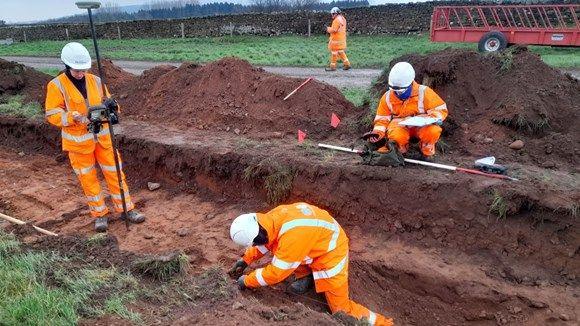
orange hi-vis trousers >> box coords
[294,266,392,326]
[68,142,134,218]
[330,51,350,69]
[387,123,442,157]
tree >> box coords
[0,20,6,27]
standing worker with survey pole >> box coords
[44,1,145,232]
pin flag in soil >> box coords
[298,130,307,143]
[331,113,341,128]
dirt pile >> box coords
[0,58,52,104]
[117,57,357,139]
[374,47,580,169]
[89,59,134,92]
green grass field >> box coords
[1,35,578,68]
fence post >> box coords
[23,30,27,43]
[180,22,185,38]
[308,19,311,37]
[65,27,69,40]
[230,22,234,36]
[117,25,121,40]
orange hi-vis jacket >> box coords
[243,203,349,293]
[327,14,347,51]
[45,73,112,154]
[373,81,448,133]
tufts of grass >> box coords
[436,139,450,155]
[38,67,62,76]
[333,311,371,325]
[0,231,20,257]
[0,95,42,118]
[190,266,233,302]
[85,233,108,247]
[244,159,296,205]
[493,113,550,133]
[489,189,508,220]
[341,87,371,107]
[132,251,189,281]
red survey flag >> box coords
[298,130,307,143]
[331,113,341,128]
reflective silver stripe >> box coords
[61,110,69,126]
[327,221,340,252]
[94,75,103,98]
[51,78,71,111]
[384,90,393,113]
[45,108,64,117]
[62,130,94,143]
[113,201,133,210]
[73,165,95,175]
[432,103,447,112]
[100,162,122,172]
[86,194,102,203]
[257,245,269,254]
[373,126,387,132]
[373,115,391,122]
[312,255,347,280]
[90,204,107,212]
[271,256,300,270]
[303,256,313,264]
[110,192,130,201]
[417,85,427,114]
[255,268,268,286]
[368,311,377,325]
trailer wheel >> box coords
[478,31,507,53]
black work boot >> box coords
[95,217,108,233]
[288,275,314,294]
[325,66,337,72]
[124,210,145,224]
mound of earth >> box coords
[373,47,580,169]
[116,57,357,139]
[89,59,134,92]
[0,58,52,104]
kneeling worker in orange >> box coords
[368,62,448,159]
[45,42,145,232]
[326,7,350,71]
[229,203,393,325]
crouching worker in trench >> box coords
[44,42,145,232]
[229,202,393,325]
[363,62,448,164]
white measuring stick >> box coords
[0,212,58,237]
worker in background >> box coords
[44,42,145,232]
[326,7,350,71]
[229,203,393,326]
[366,62,448,160]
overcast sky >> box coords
[0,0,429,23]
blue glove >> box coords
[237,275,247,290]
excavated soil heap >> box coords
[0,58,52,104]
[117,57,357,138]
[89,59,135,92]
[374,47,580,169]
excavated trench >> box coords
[1,116,577,325]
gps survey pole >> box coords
[76,1,130,230]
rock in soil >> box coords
[509,140,525,150]
[147,182,161,191]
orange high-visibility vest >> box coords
[243,203,349,293]
[45,73,112,154]
[327,14,347,51]
[373,81,448,133]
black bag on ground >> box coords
[361,141,405,167]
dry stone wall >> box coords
[0,2,470,42]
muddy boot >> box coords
[95,217,108,233]
[124,210,145,224]
[420,155,434,162]
[343,64,351,71]
[287,275,314,295]
[325,66,337,72]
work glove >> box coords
[72,111,89,124]
[228,259,248,279]
[237,275,247,291]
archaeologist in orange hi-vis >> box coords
[326,7,350,71]
[44,42,145,232]
[366,62,448,160]
[229,203,393,326]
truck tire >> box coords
[478,31,508,53]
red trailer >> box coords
[430,4,580,52]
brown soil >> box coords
[115,57,358,139]
[1,54,579,325]
[374,47,580,170]
[89,58,135,92]
[0,58,52,104]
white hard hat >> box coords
[61,42,91,70]
[330,7,340,14]
[230,213,260,247]
[388,62,415,88]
